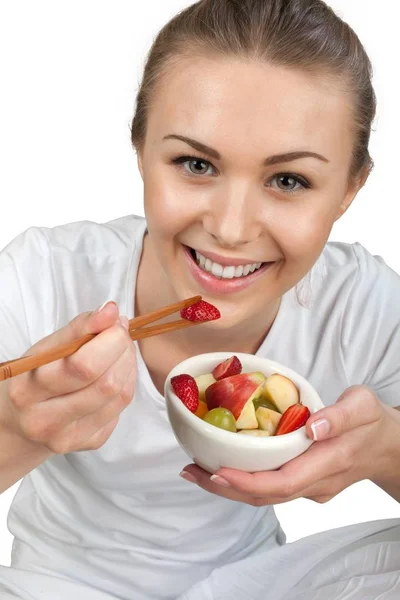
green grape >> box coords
[253,397,278,413]
[203,408,237,432]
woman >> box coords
[0,1,399,598]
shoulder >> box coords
[322,240,388,278]
[47,213,145,248]
[0,215,147,347]
[321,241,400,314]
[322,243,400,400]
[0,214,146,269]
[37,213,145,258]
[323,240,397,278]
[316,241,400,347]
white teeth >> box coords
[235,265,244,278]
[211,262,223,277]
[193,250,265,279]
[222,266,235,279]
[196,251,206,267]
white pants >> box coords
[1,519,399,600]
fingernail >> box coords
[311,418,330,441]
[119,316,129,330]
[210,475,231,488]
[94,301,110,314]
[179,471,197,484]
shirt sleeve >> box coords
[0,227,57,363]
[341,243,400,408]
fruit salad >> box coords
[171,356,310,436]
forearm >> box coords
[0,386,53,494]
[371,405,400,503]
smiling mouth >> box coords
[188,247,268,280]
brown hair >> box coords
[131,0,376,177]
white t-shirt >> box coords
[0,214,399,600]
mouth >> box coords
[190,248,265,278]
[183,246,276,295]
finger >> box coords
[12,320,132,405]
[43,366,136,454]
[300,473,349,503]
[182,465,344,506]
[306,385,382,442]
[232,472,347,505]
[78,418,120,452]
[26,301,120,357]
[181,464,263,505]
[8,301,122,403]
[211,436,352,498]
[21,344,136,438]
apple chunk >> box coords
[256,407,281,435]
[195,373,216,403]
[205,372,265,430]
[236,397,258,429]
[262,374,300,413]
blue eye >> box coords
[172,156,216,176]
[269,173,311,193]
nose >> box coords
[203,180,262,248]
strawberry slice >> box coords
[212,356,242,380]
[274,404,310,436]
[171,374,199,413]
[180,300,220,322]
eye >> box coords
[172,156,216,176]
[268,173,311,194]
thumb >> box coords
[305,385,381,442]
[28,301,125,355]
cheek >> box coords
[271,198,338,264]
[143,169,195,238]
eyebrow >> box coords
[163,134,221,160]
[163,134,329,165]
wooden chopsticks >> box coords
[0,296,202,382]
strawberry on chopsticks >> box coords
[171,374,199,413]
[180,300,220,322]
[212,356,242,380]
[274,404,310,435]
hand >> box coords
[181,386,398,505]
[1,302,136,454]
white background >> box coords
[0,0,399,567]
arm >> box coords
[181,387,400,505]
[0,385,53,494]
[182,251,400,505]
[0,230,54,493]
[0,229,136,497]
[371,404,400,502]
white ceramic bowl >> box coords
[165,352,324,473]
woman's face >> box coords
[138,57,363,327]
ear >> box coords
[335,165,371,222]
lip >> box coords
[193,248,263,267]
[183,245,274,295]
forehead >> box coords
[146,56,353,162]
